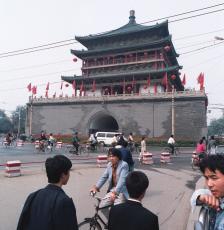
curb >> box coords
[186,176,205,230]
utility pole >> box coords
[171,85,175,136]
[29,96,33,136]
[17,107,21,138]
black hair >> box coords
[199,154,224,175]
[108,147,122,160]
[126,171,149,199]
[170,134,174,138]
[199,139,203,144]
[45,155,72,183]
[121,141,128,148]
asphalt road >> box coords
[0,143,201,230]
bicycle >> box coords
[164,145,181,155]
[194,206,210,230]
[191,152,206,170]
[78,193,110,230]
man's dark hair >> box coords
[126,171,149,199]
[108,147,122,160]
[45,155,72,183]
[121,141,128,148]
[199,154,224,174]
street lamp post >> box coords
[171,85,175,136]
[17,107,21,139]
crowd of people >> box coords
[17,152,159,230]
[16,131,224,229]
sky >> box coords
[0,0,224,122]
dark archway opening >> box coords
[89,113,119,134]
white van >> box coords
[95,132,121,146]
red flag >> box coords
[162,73,168,88]
[154,84,157,94]
[45,90,48,98]
[32,86,37,95]
[72,80,76,90]
[27,83,32,92]
[197,73,203,84]
[147,75,151,87]
[92,80,96,92]
[123,79,125,93]
[46,82,49,91]
[182,74,186,85]
[80,81,84,93]
[60,82,63,90]
[132,76,136,88]
[197,73,204,90]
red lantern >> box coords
[73,58,78,62]
[164,46,171,52]
[65,83,69,87]
[171,75,176,80]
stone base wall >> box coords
[26,97,207,140]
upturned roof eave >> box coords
[75,20,169,45]
[71,35,177,58]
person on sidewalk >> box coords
[108,171,159,230]
[191,154,224,230]
[17,155,78,230]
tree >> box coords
[11,105,26,135]
[0,110,13,133]
[208,116,224,136]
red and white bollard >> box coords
[160,152,171,163]
[97,155,108,167]
[142,152,153,164]
[5,160,21,177]
[35,140,40,149]
[16,140,24,147]
[56,141,63,149]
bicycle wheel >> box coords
[164,147,171,153]
[78,220,102,230]
[175,147,180,155]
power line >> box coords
[0,59,71,73]
[0,39,75,56]
[0,42,75,59]
[180,41,224,55]
[0,3,223,59]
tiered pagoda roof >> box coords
[62,10,183,90]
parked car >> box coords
[215,145,224,154]
[95,132,121,146]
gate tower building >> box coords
[26,11,207,140]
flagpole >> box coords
[171,85,175,136]
[29,95,33,136]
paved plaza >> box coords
[0,144,200,230]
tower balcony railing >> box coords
[82,56,163,70]
[30,90,206,104]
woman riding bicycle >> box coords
[196,139,206,159]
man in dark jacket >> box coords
[17,155,78,230]
[108,171,159,230]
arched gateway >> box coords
[26,11,207,140]
[88,112,119,133]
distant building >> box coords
[26,10,207,140]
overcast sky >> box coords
[0,0,223,122]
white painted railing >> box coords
[30,90,206,104]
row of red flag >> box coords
[27,73,204,95]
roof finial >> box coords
[129,10,136,24]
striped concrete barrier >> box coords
[5,160,21,177]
